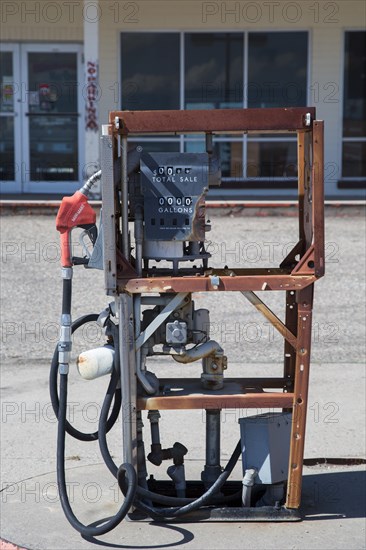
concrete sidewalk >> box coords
[0,213,365,549]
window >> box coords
[27,52,79,181]
[0,51,15,181]
[342,31,366,181]
[0,44,82,193]
[121,32,308,188]
[121,33,180,111]
[184,33,243,110]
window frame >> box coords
[339,29,366,186]
[120,29,310,192]
[0,43,21,193]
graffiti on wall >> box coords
[85,61,98,132]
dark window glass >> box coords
[0,52,14,112]
[185,33,243,109]
[121,33,180,110]
[342,142,366,178]
[26,53,79,181]
[0,51,15,180]
[0,116,15,180]
[248,32,308,108]
[29,116,78,181]
[28,53,78,113]
[343,32,366,138]
[247,142,297,178]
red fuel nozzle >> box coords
[56,191,97,267]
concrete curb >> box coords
[0,539,26,550]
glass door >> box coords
[0,44,21,194]
[21,44,83,193]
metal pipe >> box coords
[242,468,257,507]
[137,369,156,394]
[167,465,186,498]
[136,413,149,494]
[121,136,129,258]
[134,295,156,395]
[147,410,162,466]
[206,132,213,155]
[118,295,133,465]
[134,294,141,373]
[172,340,223,364]
[134,207,143,277]
[80,170,102,196]
[202,409,221,488]
[148,410,161,446]
[206,410,221,468]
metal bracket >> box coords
[210,275,220,289]
[135,293,189,350]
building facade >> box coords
[0,0,365,199]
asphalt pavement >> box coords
[0,210,365,549]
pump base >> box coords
[128,479,302,522]
[128,506,301,522]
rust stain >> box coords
[110,107,316,135]
[137,392,293,411]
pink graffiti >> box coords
[85,61,98,132]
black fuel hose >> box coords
[57,351,240,528]
[54,291,240,528]
[129,441,242,519]
[50,314,121,441]
[99,404,241,508]
[97,372,198,507]
[57,371,136,537]
[98,372,242,510]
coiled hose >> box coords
[57,370,136,537]
[97,376,242,511]
[49,314,121,441]
[52,313,241,535]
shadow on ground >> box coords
[301,468,365,520]
[76,468,366,548]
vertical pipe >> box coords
[136,412,149,492]
[202,409,221,488]
[121,135,129,258]
[205,132,213,155]
[206,410,221,467]
[134,207,143,278]
[134,294,143,391]
[148,410,161,446]
[118,294,137,467]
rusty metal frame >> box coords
[103,107,324,512]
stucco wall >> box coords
[1,0,365,196]
[0,0,83,41]
[97,1,364,196]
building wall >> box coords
[1,0,365,197]
[0,0,83,41]
[98,0,365,198]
